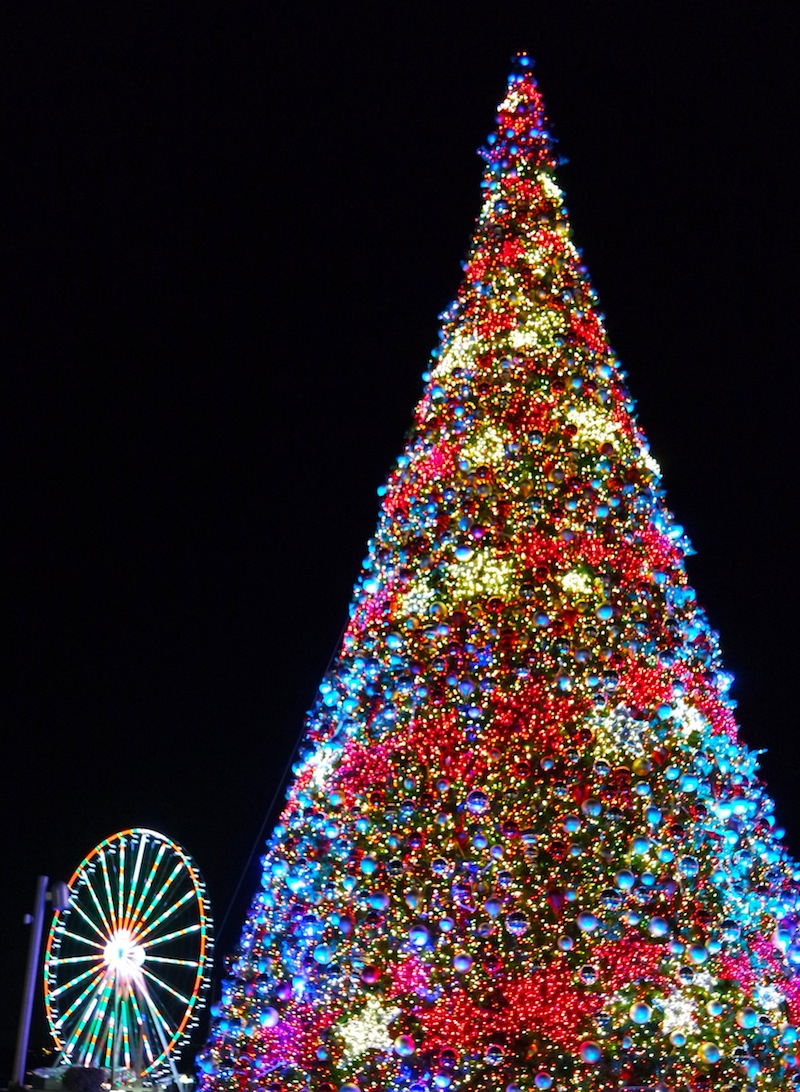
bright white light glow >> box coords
[336,996,401,1061]
[103,929,146,979]
[659,989,698,1036]
[560,569,596,598]
[509,308,566,350]
[566,404,620,448]
[589,704,646,759]
[462,424,511,467]
[450,548,515,600]
[432,331,478,378]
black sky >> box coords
[3,1,800,1080]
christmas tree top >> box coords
[199,55,800,1092]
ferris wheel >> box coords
[43,828,213,1083]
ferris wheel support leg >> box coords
[110,987,121,1090]
[12,876,50,1088]
[141,988,182,1090]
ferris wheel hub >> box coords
[103,930,146,977]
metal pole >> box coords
[13,875,50,1087]
[110,980,120,1090]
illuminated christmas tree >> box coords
[198,56,800,1091]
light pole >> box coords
[13,876,70,1088]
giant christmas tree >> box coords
[198,57,800,1091]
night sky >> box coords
[4,2,800,1080]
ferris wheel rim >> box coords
[43,827,213,1076]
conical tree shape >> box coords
[199,57,800,1092]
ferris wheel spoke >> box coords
[118,999,134,1070]
[69,900,112,946]
[98,851,119,934]
[60,991,99,1060]
[82,869,116,939]
[141,921,203,950]
[47,952,100,978]
[122,832,149,932]
[102,989,132,1072]
[129,990,157,1065]
[137,862,184,932]
[65,975,112,1063]
[85,979,116,1068]
[135,889,197,945]
[123,1007,134,1068]
[49,953,102,967]
[99,1006,115,1070]
[141,965,193,1007]
[133,980,181,1067]
[145,955,201,968]
[53,989,101,1042]
[144,995,178,1045]
[117,839,127,929]
[129,841,169,930]
[55,924,105,951]
[49,962,105,1004]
